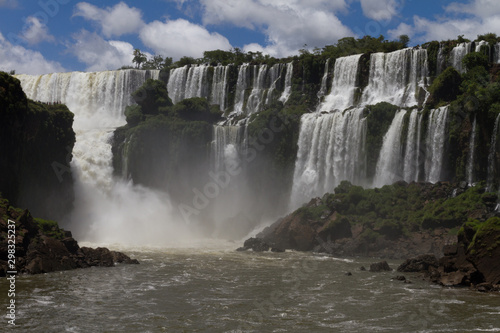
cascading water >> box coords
[436,44,446,75]
[245,65,269,114]
[232,64,250,115]
[16,69,196,246]
[279,62,293,104]
[425,106,450,183]
[265,63,284,105]
[210,65,229,111]
[317,59,330,100]
[361,48,428,107]
[289,108,366,210]
[449,42,472,73]
[487,114,500,191]
[373,110,407,187]
[318,54,362,112]
[403,109,422,183]
[467,115,477,185]
[167,65,210,104]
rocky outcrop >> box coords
[0,197,138,277]
[398,218,500,291]
[369,261,392,272]
[243,181,495,259]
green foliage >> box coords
[125,104,143,126]
[34,218,65,240]
[132,79,173,115]
[428,67,462,106]
[477,33,499,45]
[463,52,490,72]
[171,97,222,122]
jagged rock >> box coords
[392,275,406,281]
[345,272,352,276]
[360,266,366,271]
[111,251,140,264]
[369,261,392,272]
[397,254,439,272]
[242,237,270,252]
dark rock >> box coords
[360,266,366,271]
[476,283,494,292]
[80,247,114,267]
[392,275,406,281]
[111,251,140,264]
[242,237,270,252]
[345,272,352,276]
[369,261,392,272]
[397,254,439,272]
[271,247,285,253]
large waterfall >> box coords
[450,42,472,73]
[16,69,197,245]
[289,108,367,209]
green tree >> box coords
[398,35,410,48]
[132,79,172,115]
[133,49,147,69]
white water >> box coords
[436,44,446,75]
[210,65,228,111]
[373,110,407,187]
[403,109,422,183]
[167,65,210,104]
[467,116,477,185]
[318,54,362,112]
[279,62,293,104]
[317,59,330,99]
[232,64,250,115]
[425,106,450,183]
[245,65,268,114]
[362,48,428,108]
[487,114,500,191]
[289,108,366,209]
[16,69,199,246]
[450,42,472,73]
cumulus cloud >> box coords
[200,0,352,57]
[389,0,500,43]
[0,32,64,75]
[21,16,55,45]
[139,18,232,60]
[73,2,144,38]
[68,30,135,71]
[358,0,400,21]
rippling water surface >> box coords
[2,242,500,332]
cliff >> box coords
[0,72,75,221]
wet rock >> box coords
[369,261,392,272]
[397,254,439,273]
[359,266,366,271]
[345,272,352,276]
[242,238,270,252]
[392,275,406,281]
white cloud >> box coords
[68,30,135,71]
[389,0,500,43]
[139,18,232,60]
[74,2,144,38]
[21,16,55,45]
[200,0,352,57]
[0,32,64,75]
[358,0,400,21]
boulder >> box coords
[397,254,439,272]
[369,261,392,272]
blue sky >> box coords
[0,0,498,74]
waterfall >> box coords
[317,59,330,99]
[289,108,366,209]
[167,65,210,104]
[245,65,268,114]
[233,64,250,115]
[318,54,362,112]
[361,48,428,107]
[487,114,500,191]
[212,125,245,172]
[373,110,407,187]
[265,63,284,105]
[403,109,422,182]
[495,43,500,64]
[436,44,446,75]
[425,106,450,183]
[16,69,195,245]
[449,42,472,73]
[279,62,293,104]
[210,65,229,111]
[467,115,477,185]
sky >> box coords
[0,0,499,74]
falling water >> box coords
[425,106,450,183]
[449,42,472,73]
[487,114,500,191]
[318,54,362,112]
[232,64,250,115]
[467,115,477,185]
[289,108,366,209]
[361,48,428,107]
[373,110,408,187]
[403,109,422,182]
[436,44,446,75]
[246,65,269,114]
[317,59,330,99]
[265,63,284,104]
[210,65,229,111]
[16,69,197,246]
[279,62,293,104]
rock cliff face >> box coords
[0,197,138,277]
[0,72,75,221]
